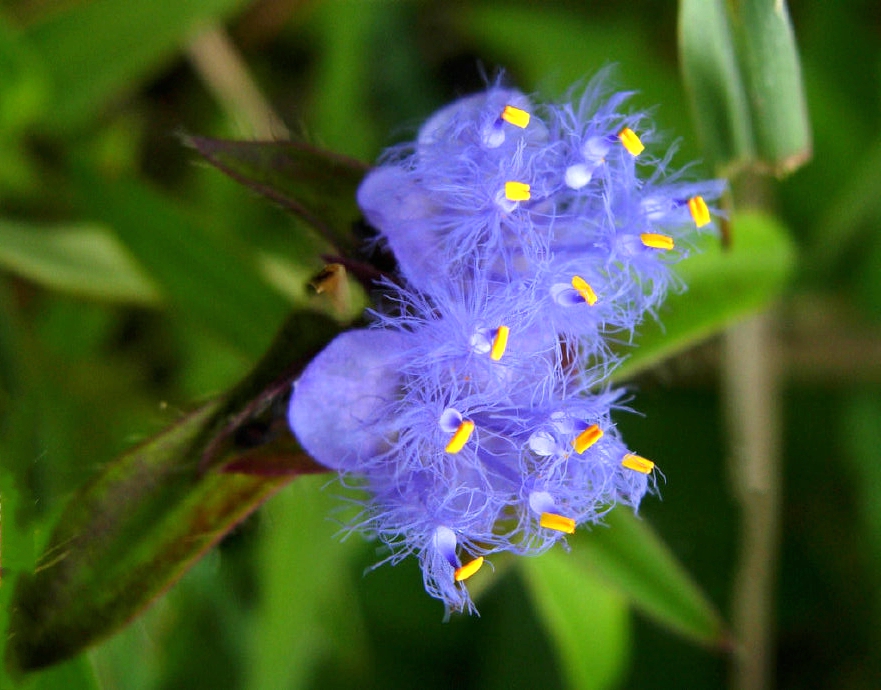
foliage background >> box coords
[1,0,880,688]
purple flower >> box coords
[288,70,721,614]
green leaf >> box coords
[679,0,812,175]
[574,509,728,647]
[521,553,630,690]
[23,0,250,132]
[3,403,309,673]
[612,210,796,382]
[74,169,290,357]
[246,477,370,690]
[5,307,340,673]
[0,12,47,136]
[0,219,162,305]
[186,136,368,256]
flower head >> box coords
[288,70,722,614]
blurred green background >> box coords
[1,0,880,688]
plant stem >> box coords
[723,311,782,690]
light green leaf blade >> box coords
[613,210,796,382]
[730,0,812,173]
[24,0,250,131]
[246,477,369,690]
[574,509,729,647]
[0,219,162,305]
[679,0,812,175]
[679,0,755,171]
[521,552,630,690]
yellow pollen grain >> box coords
[540,512,576,534]
[640,233,675,250]
[505,181,531,202]
[454,556,485,582]
[501,105,530,128]
[571,275,598,306]
[490,325,510,361]
[622,453,655,474]
[445,419,475,454]
[618,127,645,156]
[572,424,603,454]
[688,195,711,228]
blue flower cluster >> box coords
[288,71,723,614]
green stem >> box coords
[723,310,782,690]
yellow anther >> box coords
[622,453,655,474]
[454,556,485,582]
[618,127,645,156]
[572,424,603,454]
[445,419,475,454]
[490,325,509,361]
[501,105,530,128]
[505,181,531,202]
[640,233,675,250]
[687,195,711,228]
[570,275,598,306]
[540,512,576,534]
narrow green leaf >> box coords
[74,169,289,357]
[612,210,796,382]
[0,219,162,305]
[23,0,250,131]
[679,0,755,171]
[573,509,729,647]
[679,0,812,175]
[730,0,812,173]
[186,136,368,256]
[521,553,630,690]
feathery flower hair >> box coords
[288,70,724,614]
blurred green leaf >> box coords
[5,307,339,673]
[4,403,308,673]
[23,0,250,132]
[309,0,382,160]
[613,210,796,382]
[456,4,691,143]
[0,219,162,305]
[186,136,368,256]
[574,509,728,647]
[842,395,881,570]
[75,169,289,357]
[247,476,370,690]
[0,13,47,192]
[0,12,47,135]
[679,0,812,175]
[521,552,630,690]
[807,135,881,281]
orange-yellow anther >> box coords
[571,275,598,306]
[618,127,645,156]
[501,105,530,128]
[622,454,655,474]
[572,424,603,454]
[490,325,509,361]
[454,556,485,582]
[505,181,531,202]
[687,195,711,228]
[445,419,475,454]
[540,512,576,534]
[640,233,675,250]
